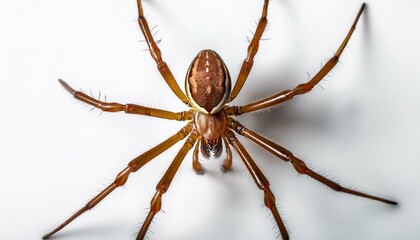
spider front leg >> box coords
[135,0,189,105]
[42,123,194,239]
[227,3,366,114]
[225,129,289,240]
[137,130,198,239]
[59,79,193,121]
[228,0,269,102]
[228,118,397,205]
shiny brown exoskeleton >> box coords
[187,50,230,163]
[44,1,397,240]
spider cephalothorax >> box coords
[44,1,396,240]
[194,110,227,158]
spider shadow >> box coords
[234,65,342,138]
[46,222,130,240]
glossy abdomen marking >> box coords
[186,50,231,114]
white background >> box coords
[1,0,419,239]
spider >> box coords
[43,1,397,239]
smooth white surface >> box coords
[1,0,419,239]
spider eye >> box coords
[185,49,231,114]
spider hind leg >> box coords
[43,123,194,239]
[228,118,397,206]
[225,129,289,239]
[136,130,198,239]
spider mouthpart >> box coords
[200,141,210,159]
[206,139,218,148]
[201,139,223,159]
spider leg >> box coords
[42,122,194,239]
[225,129,289,240]
[136,130,198,239]
[228,118,397,205]
[59,79,193,121]
[226,3,366,115]
[221,137,233,172]
[192,137,206,175]
[228,0,269,102]
[135,0,189,105]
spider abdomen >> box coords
[185,49,231,114]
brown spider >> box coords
[43,1,397,239]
